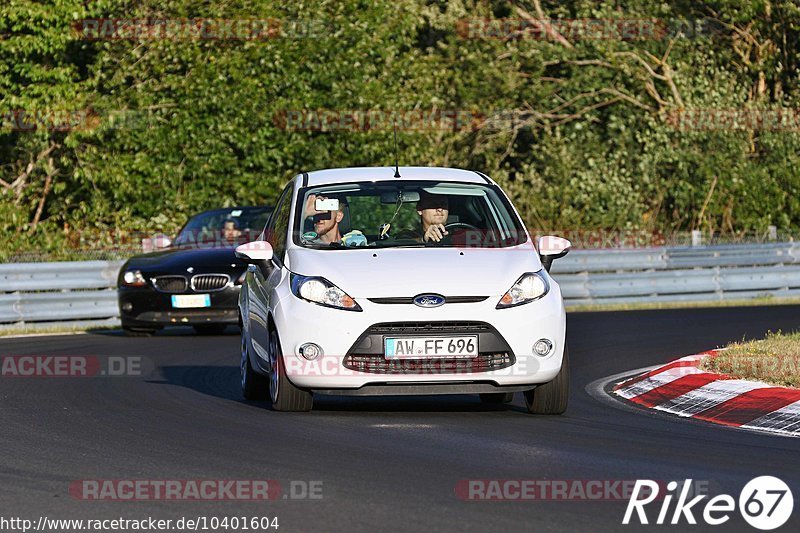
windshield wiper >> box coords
[373,242,426,249]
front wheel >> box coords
[524,344,570,415]
[268,327,313,412]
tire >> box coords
[479,392,515,404]
[122,326,157,337]
[268,326,313,412]
[193,324,227,335]
[241,331,268,400]
[524,343,570,415]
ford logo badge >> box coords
[413,294,445,308]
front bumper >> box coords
[271,282,566,391]
[118,286,241,327]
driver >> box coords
[222,219,242,242]
[417,191,450,243]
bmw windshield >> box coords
[173,207,272,247]
[293,181,527,249]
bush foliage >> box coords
[2,1,800,259]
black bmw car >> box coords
[117,206,273,336]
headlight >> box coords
[290,274,362,311]
[496,271,549,309]
[121,269,147,287]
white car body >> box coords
[237,167,571,411]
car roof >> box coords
[302,167,491,187]
[193,206,272,217]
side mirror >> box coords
[235,241,274,263]
[538,236,571,272]
[141,234,172,253]
[153,234,172,249]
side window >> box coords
[266,184,293,265]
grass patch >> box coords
[701,331,800,388]
[0,321,119,337]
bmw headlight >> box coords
[290,274,362,311]
[121,269,147,287]
[496,271,549,309]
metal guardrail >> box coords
[0,242,799,328]
[0,261,123,326]
[551,242,800,306]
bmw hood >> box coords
[123,246,244,272]
[286,245,544,298]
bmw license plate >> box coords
[384,336,478,359]
[170,294,211,308]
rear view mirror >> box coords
[538,236,571,272]
[235,241,274,263]
[380,191,420,204]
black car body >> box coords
[117,206,272,335]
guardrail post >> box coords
[768,225,777,241]
[691,230,702,247]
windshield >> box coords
[173,207,272,247]
[293,181,527,249]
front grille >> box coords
[365,321,494,335]
[191,274,230,292]
[367,296,489,304]
[152,275,188,293]
[347,321,515,363]
[343,352,515,374]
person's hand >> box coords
[305,194,322,216]
[423,224,449,242]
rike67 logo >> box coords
[624,476,793,530]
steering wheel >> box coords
[444,222,480,234]
[392,228,419,240]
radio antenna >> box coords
[393,118,401,178]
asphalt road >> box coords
[1,306,799,532]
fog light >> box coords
[121,302,133,312]
[533,339,553,357]
[299,343,323,360]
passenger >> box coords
[304,194,345,244]
[303,195,367,246]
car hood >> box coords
[286,245,543,298]
[123,246,244,272]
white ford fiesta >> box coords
[236,167,571,412]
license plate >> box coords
[384,336,478,359]
[171,294,211,308]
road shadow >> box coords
[87,325,240,337]
[151,364,525,413]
